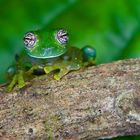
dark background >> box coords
[0,0,140,139]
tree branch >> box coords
[0,58,140,140]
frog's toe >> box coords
[6,75,18,92]
[17,70,26,88]
[44,68,50,74]
[17,83,25,89]
[54,74,61,80]
[6,71,26,92]
[17,79,25,88]
[44,66,55,74]
[53,68,69,80]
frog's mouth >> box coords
[26,46,67,59]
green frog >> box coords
[6,28,96,92]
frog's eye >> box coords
[56,29,69,45]
[23,32,37,49]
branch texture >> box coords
[0,58,140,140]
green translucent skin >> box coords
[7,29,96,92]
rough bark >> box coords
[0,58,140,140]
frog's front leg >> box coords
[53,67,69,80]
[6,65,39,92]
[7,70,25,92]
[18,70,25,88]
[44,61,82,80]
[44,63,69,80]
[7,75,18,92]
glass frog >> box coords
[6,28,96,92]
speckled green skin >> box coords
[6,29,96,92]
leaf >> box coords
[0,0,140,83]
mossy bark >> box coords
[0,58,140,140]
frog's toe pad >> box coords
[6,75,18,92]
[44,67,53,74]
[17,82,26,89]
[54,74,61,80]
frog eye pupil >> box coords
[23,32,37,48]
[56,29,69,45]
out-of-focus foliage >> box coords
[0,0,140,83]
[0,1,140,139]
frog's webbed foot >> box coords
[53,68,69,80]
[44,64,67,80]
[6,65,39,92]
[7,70,25,92]
[44,62,82,80]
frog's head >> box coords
[23,29,69,59]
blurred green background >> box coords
[0,0,140,139]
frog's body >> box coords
[7,29,96,92]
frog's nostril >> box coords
[24,32,37,48]
[56,29,69,45]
